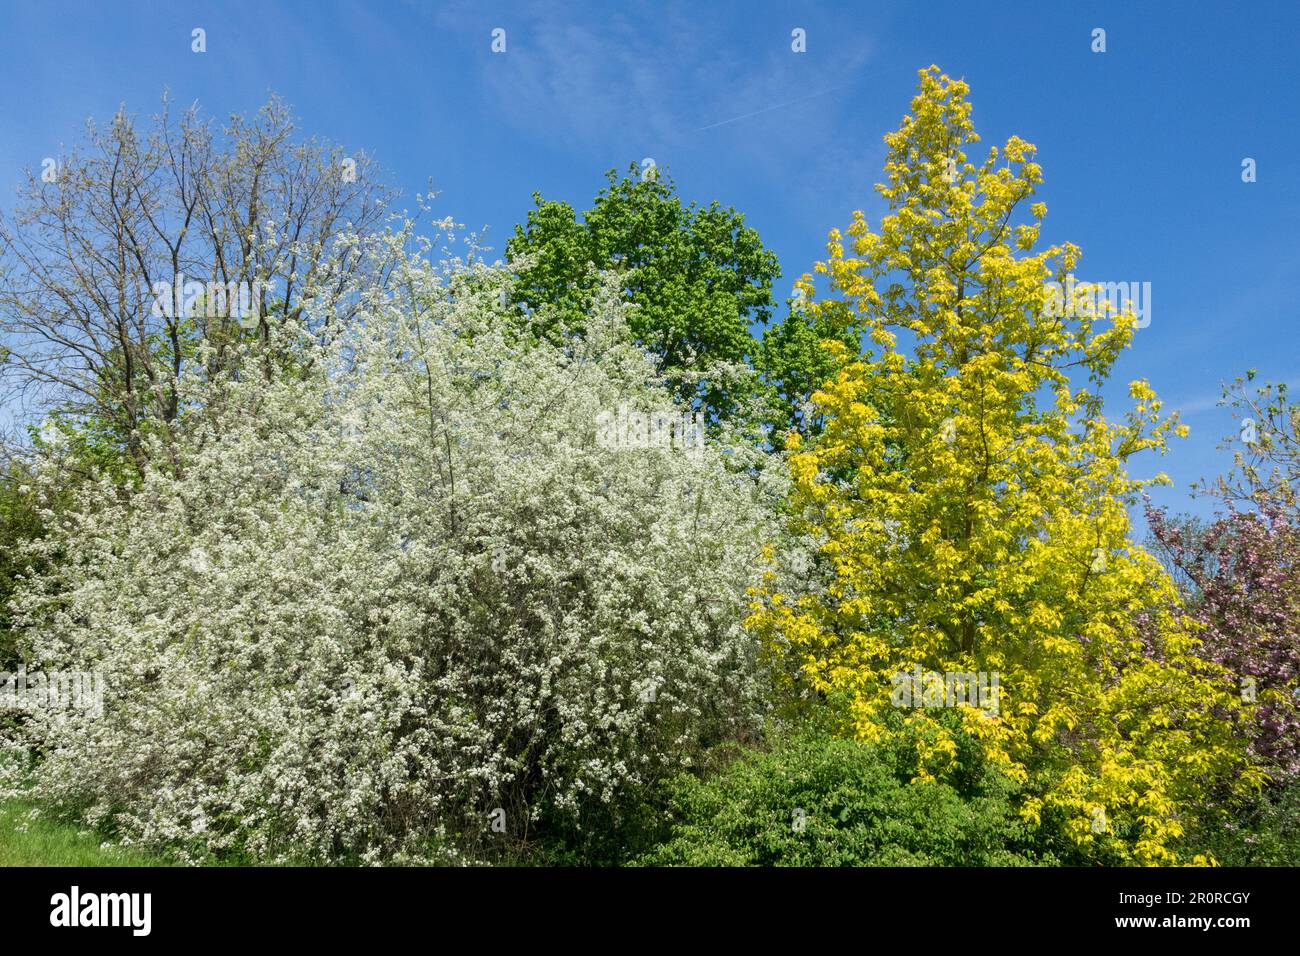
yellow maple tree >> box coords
[750,67,1262,865]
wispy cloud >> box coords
[428,3,875,152]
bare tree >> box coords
[1194,372,1300,513]
[0,93,396,471]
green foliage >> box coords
[638,726,1062,867]
[0,465,47,668]
[506,164,858,449]
[1179,779,1300,867]
[1,415,142,669]
[755,288,861,451]
[507,165,780,425]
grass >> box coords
[0,798,169,867]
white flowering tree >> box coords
[1,233,782,864]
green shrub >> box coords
[0,469,46,670]
[1180,778,1300,866]
[637,729,1059,866]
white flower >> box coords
[4,240,782,864]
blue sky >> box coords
[1,0,1297,524]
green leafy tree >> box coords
[756,284,862,451]
[507,165,780,426]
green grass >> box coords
[0,799,169,867]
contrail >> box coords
[697,80,857,131]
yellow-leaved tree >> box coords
[750,67,1262,865]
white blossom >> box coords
[2,236,784,864]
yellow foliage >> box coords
[749,67,1254,866]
